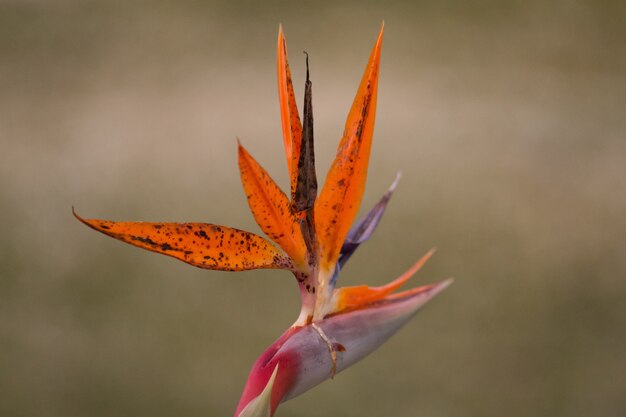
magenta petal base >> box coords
[234,279,452,416]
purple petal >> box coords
[338,173,401,268]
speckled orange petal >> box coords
[238,142,307,269]
[73,210,293,271]
[277,25,303,201]
[332,248,434,314]
[315,24,384,271]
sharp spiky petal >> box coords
[238,142,307,269]
[73,209,293,271]
[339,172,401,268]
[332,248,436,314]
[315,24,384,272]
[277,25,303,201]
[293,53,317,214]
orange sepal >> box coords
[333,248,434,314]
[73,209,293,271]
[277,25,303,200]
[315,24,384,271]
[238,142,307,269]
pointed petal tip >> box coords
[399,276,453,298]
[433,277,454,292]
[376,22,385,44]
[237,363,279,417]
[237,140,246,159]
[72,206,83,220]
[337,172,405,268]
[278,24,284,41]
[367,24,384,69]
[390,172,402,191]
[73,206,95,230]
[333,248,440,314]
[384,248,437,290]
[72,207,92,228]
[383,277,453,313]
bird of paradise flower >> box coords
[75,23,452,417]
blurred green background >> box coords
[1,0,625,416]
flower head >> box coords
[75,23,451,417]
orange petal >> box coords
[277,25,303,201]
[333,248,433,314]
[315,24,384,271]
[238,142,307,269]
[74,209,293,271]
